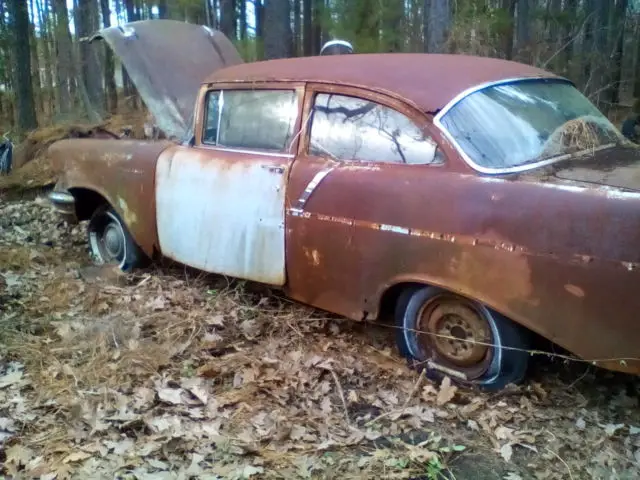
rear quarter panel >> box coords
[48,138,174,256]
[287,158,640,374]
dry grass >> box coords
[0,109,153,192]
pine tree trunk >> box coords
[8,0,38,131]
[220,0,236,40]
[610,0,628,105]
[501,0,515,60]
[425,0,451,54]
[158,0,168,18]
[101,0,118,113]
[264,0,292,59]
[293,0,301,55]
[303,0,312,55]
[28,0,44,120]
[516,0,530,62]
[240,0,247,40]
[122,0,138,109]
[635,21,640,99]
[312,0,322,54]
[35,0,55,120]
[52,0,74,117]
[75,0,104,117]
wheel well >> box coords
[377,281,547,347]
[376,282,425,324]
[68,188,109,221]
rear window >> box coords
[438,79,624,171]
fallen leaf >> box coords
[500,443,513,462]
[62,451,92,464]
[603,423,625,436]
[206,314,224,327]
[0,369,23,389]
[6,444,34,466]
[157,387,184,405]
[436,376,457,406]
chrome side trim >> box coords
[198,144,295,158]
[48,191,76,204]
[432,76,584,175]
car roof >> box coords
[204,53,562,114]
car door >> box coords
[285,84,447,319]
[155,84,304,286]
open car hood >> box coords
[91,19,243,139]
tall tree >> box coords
[240,0,247,39]
[501,0,516,60]
[382,0,404,52]
[610,0,629,105]
[8,0,37,130]
[516,0,530,61]
[312,0,322,54]
[158,0,168,18]
[263,0,292,59]
[52,0,74,116]
[303,0,312,55]
[425,0,451,53]
[220,0,236,39]
[581,0,596,92]
[122,0,138,108]
[74,0,104,116]
[293,0,301,55]
[100,0,118,113]
[635,20,640,99]
[35,0,55,119]
[28,0,43,117]
[560,0,578,76]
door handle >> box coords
[262,165,285,174]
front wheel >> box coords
[87,205,146,271]
[395,286,530,391]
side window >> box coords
[309,93,444,165]
[203,91,221,144]
[202,89,298,152]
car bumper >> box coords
[48,189,78,224]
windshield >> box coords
[439,79,625,171]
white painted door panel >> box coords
[155,147,288,285]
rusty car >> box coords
[47,20,640,390]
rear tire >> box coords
[87,205,146,271]
[395,285,530,391]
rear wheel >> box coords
[395,285,530,391]
[87,205,146,271]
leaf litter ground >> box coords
[1,195,640,480]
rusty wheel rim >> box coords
[417,293,493,379]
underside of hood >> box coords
[90,19,243,140]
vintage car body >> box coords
[48,21,640,389]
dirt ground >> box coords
[1,188,639,480]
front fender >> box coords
[48,138,174,256]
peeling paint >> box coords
[565,284,585,298]
[156,148,288,286]
[118,197,138,226]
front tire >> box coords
[395,285,530,391]
[87,205,146,271]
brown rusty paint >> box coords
[49,53,640,376]
[48,138,172,256]
[282,81,640,375]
